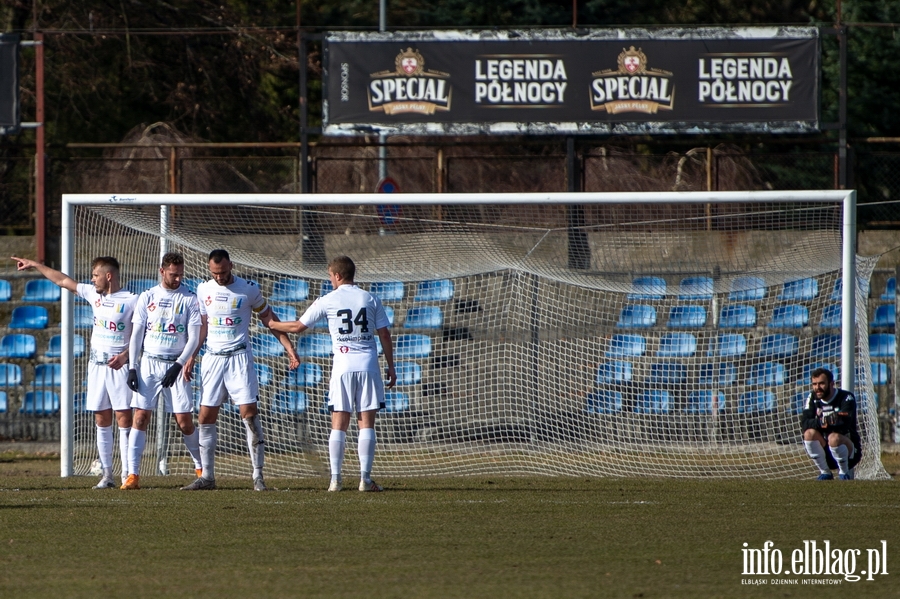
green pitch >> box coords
[1,452,898,599]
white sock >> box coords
[329,429,346,481]
[804,441,831,474]
[242,415,265,480]
[96,425,113,470]
[128,428,147,476]
[183,429,202,470]
[118,427,131,481]
[358,428,376,482]
[829,444,850,475]
[199,423,217,480]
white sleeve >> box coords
[176,325,201,366]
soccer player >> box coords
[800,367,862,480]
[262,255,396,492]
[122,252,202,490]
[12,255,138,489]
[181,249,300,491]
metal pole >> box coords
[156,204,170,474]
[60,197,74,477]
[841,191,857,393]
[838,25,848,189]
[378,0,387,181]
[34,33,45,263]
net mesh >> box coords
[68,197,889,479]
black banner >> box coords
[323,28,819,136]
[0,33,19,133]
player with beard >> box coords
[800,367,862,480]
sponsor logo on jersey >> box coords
[368,47,452,115]
[215,294,229,302]
[340,346,349,354]
[158,299,173,308]
[148,302,156,312]
[205,295,212,306]
[94,316,127,331]
[590,47,674,114]
[147,322,187,334]
[94,298,101,307]
[209,316,242,327]
[231,297,243,309]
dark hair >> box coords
[208,249,230,263]
[328,255,355,281]
[811,367,834,382]
[91,256,120,274]
[160,252,184,268]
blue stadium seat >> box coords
[404,306,443,329]
[698,363,737,386]
[0,363,22,386]
[259,304,298,327]
[667,305,706,329]
[585,390,623,414]
[182,278,202,293]
[792,390,809,414]
[719,304,756,328]
[297,334,333,357]
[748,362,786,387]
[778,277,818,301]
[819,304,842,329]
[616,305,656,328]
[20,390,60,416]
[605,334,646,358]
[384,391,410,412]
[0,391,6,413]
[23,279,61,302]
[678,277,714,301]
[595,361,633,385]
[811,334,842,358]
[74,392,87,414]
[656,333,697,357]
[45,334,86,358]
[0,334,36,358]
[128,278,158,296]
[33,363,62,387]
[881,277,896,301]
[636,390,671,414]
[768,304,808,328]
[871,362,889,386]
[802,362,839,384]
[395,334,432,358]
[320,280,334,295]
[270,278,309,302]
[710,333,747,358]
[831,277,870,301]
[254,363,272,387]
[738,390,775,413]
[758,334,798,359]
[870,334,896,358]
[649,362,687,385]
[370,281,405,302]
[396,361,422,385]
[273,390,307,414]
[9,305,49,329]
[857,391,877,414]
[250,335,285,357]
[74,305,94,329]
[872,304,895,330]
[728,276,766,301]
[0,279,10,302]
[627,276,666,300]
[288,362,323,387]
[414,279,454,302]
[687,390,725,414]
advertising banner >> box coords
[323,28,819,136]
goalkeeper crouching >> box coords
[800,367,862,480]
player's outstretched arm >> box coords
[260,307,300,369]
[378,327,396,388]
[11,256,78,293]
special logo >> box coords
[368,48,452,115]
[590,47,674,114]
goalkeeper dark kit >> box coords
[800,389,862,470]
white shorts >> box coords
[131,357,193,414]
[200,349,259,408]
[85,362,132,412]
[328,371,385,413]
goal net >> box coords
[60,191,889,480]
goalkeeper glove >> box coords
[161,363,183,388]
[127,369,139,392]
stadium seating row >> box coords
[626,275,896,302]
[0,334,85,359]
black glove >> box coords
[161,363,183,388]
[127,369,139,392]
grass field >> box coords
[1,452,899,599]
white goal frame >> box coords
[59,190,858,478]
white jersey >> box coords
[197,276,268,353]
[132,284,202,357]
[300,284,390,375]
[76,283,138,355]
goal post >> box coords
[59,190,887,479]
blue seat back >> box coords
[595,361,633,385]
[0,363,22,386]
[870,334,896,358]
[74,305,94,329]
[251,335,285,357]
[10,305,49,329]
[728,276,766,301]
[616,305,656,328]
[0,334,36,358]
[738,390,775,413]
[719,304,756,328]
[586,390,623,414]
[45,334,85,358]
[414,279,454,301]
[711,333,747,357]
[871,362,889,386]
[768,304,808,328]
[636,390,671,414]
[274,391,307,414]
[831,277,870,301]
[748,362,786,386]
[0,391,6,413]
[288,362,324,387]
[404,306,444,329]
[758,334,798,358]
[254,363,272,386]
[606,334,646,357]
[384,391,410,412]
[778,277,818,301]
[395,361,422,385]
[649,362,687,385]
[382,306,395,326]
[812,334,842,358]
[34,363,62,387]
[23,279,61,302]
[182,278,202,293]
[819,304,842,328]
[297,334,333,357]
[270,278,309,302]
[687,390,725,414]
[678,277,713,301]
[667,305,706,329]
[802,362,839,384]
[657,333,697,357]
[320,280,334,295]
[881,277,896,301]
[20,390,60,416]
[872,304,895,329]
[0,279,11,301]
[259,304,298,328]
[128,278,158,296]
[698,363,736,386]
[395,334,432,358]
[370,281,405,301]
[793,391,809,414]
[627,276,666,300]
